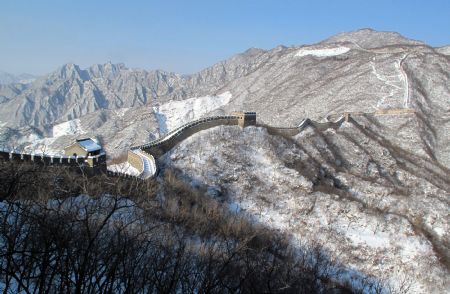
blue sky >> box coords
[1,0,449,75]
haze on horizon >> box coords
[1,0,449,76]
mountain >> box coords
[320,28,425,48]
[0,71,36,85]
[0,29,448,163]
[436,45,450,55]
[0,28,449,292]
[0,48,267,130]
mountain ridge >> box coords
[0,71,36,85]
[0,28,448,166]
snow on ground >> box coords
[165,125,449,293]
[107,162,141,177]
[296,46,350,57]
[18,134,60,155]
[114,107,130,117]
[153,92,232,134]
[53,119,85,137]
[436,46,450,55]
[369,56,407,109]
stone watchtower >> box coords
[64,138,106,169]
[231,111,257,128]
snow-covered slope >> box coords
[53,119,85,137]
[153,91,232,134]
[296,46,350,57]
[107,162,140,176]
[436,45,450,55]
[162,121,450,293]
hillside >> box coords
[162,119,449,292]
[0,29,449,292]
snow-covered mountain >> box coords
[1,29,449,162]
[0,28,449,292]
[0,47,266,129]
[0,71,36,85]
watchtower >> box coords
[232,111,257,128]
[64,138,106,169]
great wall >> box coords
[0,109,416,180]
[0,147,105,169]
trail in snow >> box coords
[370,56,408,109]
[399,53,411,108]
[352,41,412,108]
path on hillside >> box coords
[399,52,413,108]
[352,41,413,110]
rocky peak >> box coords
[53,63,89,81]
[88,62,127,79]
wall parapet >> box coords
[0,150,106,168]
[106,170,145,181]
[131,115,240,158]
[127,150,145,173]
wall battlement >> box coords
[0,149,106,171]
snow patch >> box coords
[153,91,232,134]
[433,227,446,237]
[296,46,350,57]
[107,162,141,177]
[21,136,60,155]
[114,108,130,117]
[344,225,391,248]
[53,119,85,137]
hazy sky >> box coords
[1,0,449,75]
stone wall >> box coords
[132,115,239,158]
[106,170,145,181]
[374,108,416,116]
[0,150,106,169]
[231,111,257,128]
[127,150,144,173]
[64,145,88,157]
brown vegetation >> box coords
[0,161,391,293]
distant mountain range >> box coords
[0,47,266,129]
[0,71,36,85]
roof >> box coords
[76,138,101,152]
